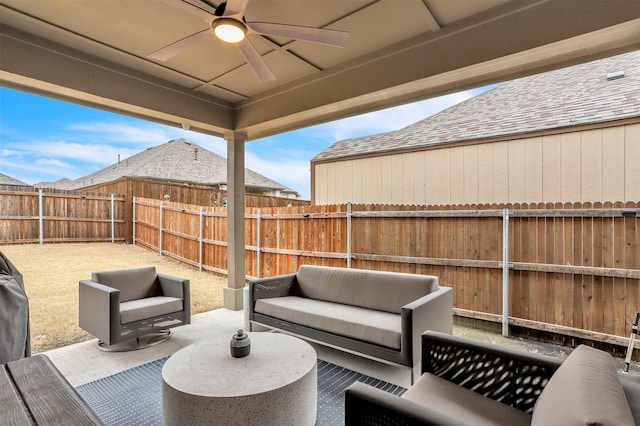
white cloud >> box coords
[245,151,310,198]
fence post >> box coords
[257,210,262,278]
[346,202,352,268]
[199,207,204,272]
[110,194,115,243]
[38,188,43,245]
[502,208,510,337]
[159,201,164,255]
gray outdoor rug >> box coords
[76,357,406,425]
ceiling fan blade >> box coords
[223,0,249,16]
[247,22,348,47]
[147,29,211,61]
[157,0,213,23]
[238,39,276,83]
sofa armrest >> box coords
[78,280,119,345]
[345,381,459,426]
[401,286,453,372]
[248,273,297,318]
[421,330,562,413]
[157,273,190,322]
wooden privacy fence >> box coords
[133,197,639,345]
[0,186,125,244]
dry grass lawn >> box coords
[1,243,227,353]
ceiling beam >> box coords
[0,25,235,137]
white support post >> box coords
[502,208,510,337]
[347,201,352,268]
[38,188,43,245]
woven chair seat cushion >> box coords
[402,373,532,426]
[255,296,401,349]
[119,297,183,324]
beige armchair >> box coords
[79,266,190,351]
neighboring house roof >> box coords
[0,173,30,186]
[313,50,640,162]
[64,139,299,196]
[35,178,73,189]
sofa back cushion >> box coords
[295,265,438,314]
[92,266,159,302]
[531,344,634,426]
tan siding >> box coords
[602,126,625,202]
[581,129,603,201]
[491,141,509,203]
[402,153,414,204]
[391,155,403,204]
[370,156,383,203]
[524,137,543,202]
[312,123,638,206]
[561,132,581,201]
[436,149,451,204]
[626,123,640,201]
[542,134,562,202]
[477,143,493,201]
[425,151,439,203]
[463,145,479,204]
[413,150,427,204]
[450,147,465,204]
[315,164,328,204]
[380,156,394,203]
[508,139,525,202]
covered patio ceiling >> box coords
[2,0,640,309]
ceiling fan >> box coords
[149,0,349,82]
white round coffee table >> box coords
[162,332,317,426]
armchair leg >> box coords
[97,330,171,352]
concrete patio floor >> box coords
[44,307,637,390]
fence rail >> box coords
[0,187,125,244]
[133,197,640,344]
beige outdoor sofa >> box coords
[248,265,453,374]
[346,330,640,425]
[79,266,190,350]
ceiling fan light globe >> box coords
[212,18,246,43]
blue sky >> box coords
[0,86,493,200]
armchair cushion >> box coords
[120,296,183,324]
[531,344,634,426]
[403,373,532,426]
[91,266,158,302]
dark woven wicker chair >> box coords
[345,331,640,425]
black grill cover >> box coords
[0,250,30,364]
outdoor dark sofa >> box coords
[345,330,640,425]
[248,265,453,375]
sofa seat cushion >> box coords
[255,296,401,349]
[531,344,634,426]
[402,373,532,426]
[120,296,183,324]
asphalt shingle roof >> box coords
[66,139,298,195]
[0,173,30,186]
[313,50,640,162]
